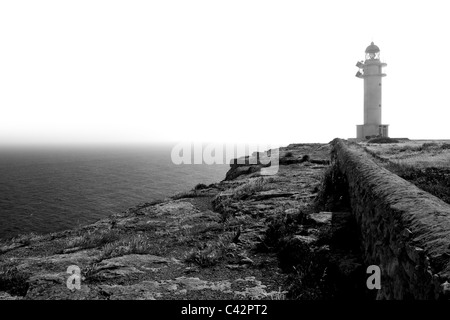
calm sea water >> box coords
[0,144,230,240]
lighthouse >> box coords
[355,42,388,140]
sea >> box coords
[0,144,231,240]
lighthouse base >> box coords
[357,124,389,140]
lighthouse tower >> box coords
[355,42,388,139]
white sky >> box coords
[1,0,449,146]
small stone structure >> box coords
[331,138,450,299]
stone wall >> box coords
[331,138,450,299]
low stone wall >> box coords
[331,138,450,299]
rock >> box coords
[96,276,278,300]
[0,243,26,254]
[14,251,98,274]
[278,236,313,271]
[251,191,296,201]
[184,266,199,274]
[153,201,199,218]
[26,272,93,300]
[306,228,321,237]
[292,235,317,245]
[225,165,261,181]
[233,277,273,300]
[254,204,272,211]
[239,257,254,265]
[97,282,163,300]
[401,228,413,239]
[406,245,424,263]
[226,264,247,270]
[309,212,332,225]
[284,208,298,215]
[0,291,21,300]
[441,281,450,295]
[92,254,176,279]
[62,247,83,254]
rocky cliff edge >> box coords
[0,143,353,300]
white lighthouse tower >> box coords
[355,42,388,140]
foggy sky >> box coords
[1,0,449,146]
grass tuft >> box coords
[231,177,273,200]
[99,234,157,259]
[65,229,120,250]
[184,234,233,267]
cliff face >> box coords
[0,143,338,300]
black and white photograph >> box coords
[1,0,450,315]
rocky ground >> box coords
[0,143,368,300]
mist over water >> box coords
[0,144,230,239]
